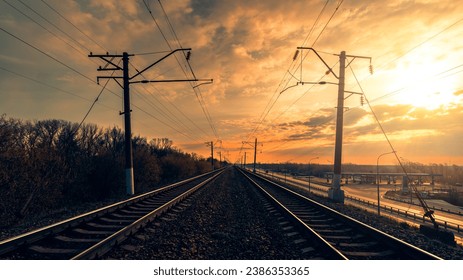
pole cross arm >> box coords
[344,90,364,100]
[130,78,213,85]
[344,54,372,69]
[130,48,191,80]
[297,47,339,79]
[96,76,123,85]
[242,141,255,148]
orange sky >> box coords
[1,0,462,166]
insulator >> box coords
[369,64,373,74]
[293,50,299,61]
[186,51,191,61]
[360,96,365,106]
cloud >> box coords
[2,0,463,164]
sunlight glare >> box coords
[388,48,460,110]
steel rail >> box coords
[72,168,225,259]
[0,169,224,258]
[242,168,442,260]
[238,168,347,260]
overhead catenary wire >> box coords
[157,0,219,139]
[40,0,210,142]
[0,26,98,85]
[257,2,461,164]
[15,0,91,53]
[239,1,346,162]
[74,69,116,133]
[142,0,220,141]
[128,61,211,142]
[0,1,216,146]
[2,0,88,57]
[39,0,106,52]
[241,0,345,156]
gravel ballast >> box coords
[105,168,304,259]
[2,167,462,259]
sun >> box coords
[387,55,460,110]
[399,78,457,110]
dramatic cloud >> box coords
[1,0,463,164]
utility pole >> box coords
[211,141,214,171]
[253,138,257,173]
[242,138,258,173]
[89,49,212,195]
[205,141,214,171]
[244,152,247,169]
[217,151,222,168]
[89,52,135,195]
[295,47,372,203]
[330,51,346,203]
[122,52,134,196]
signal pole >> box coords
[89,49,212,195]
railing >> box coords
[345,194,462,234]
[259,171,463,234]
[383,193,463,216]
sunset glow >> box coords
[1,0,463,165]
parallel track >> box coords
[0,169,225,260]
[239,168,442,260]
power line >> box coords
[38,0,209,141]
[157,0,219,139]
[142,0,220,140]
[312,0,344,47]
[39,0,106,52]
[15,0,91,52]
[0,26,95,84]
[128,60,212,141]
[2,0,87,56]
[243,0,345,150]
[1,3,194,143]
[75,70,115,132]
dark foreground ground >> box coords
[2,168,463,259]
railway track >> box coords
[0,169,225,260]
[239,168,442,260]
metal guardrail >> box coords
[383,194,463,216]
[345,194,462,234]
[258,171,463,235]
[246,168,442,260]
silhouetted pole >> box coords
[244,152,247,169]
[295,47,371,203]
[329,51,346,203]
[122,52,134,195]
[253,138,257,173]
[90,48,211,196]
[206,141,214,171]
